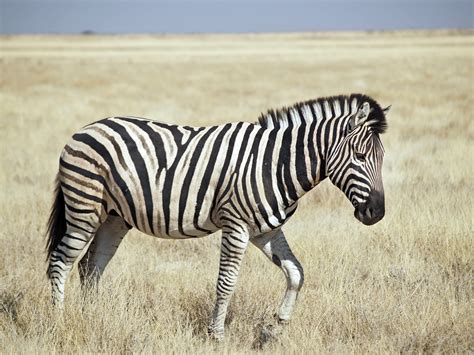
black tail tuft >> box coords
[45,176,66,277]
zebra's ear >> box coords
[355,102,371,125]
[383,105,391,115]
[348,102,371,133]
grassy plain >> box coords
[0,30,473,353]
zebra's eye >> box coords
[355,152,366,161]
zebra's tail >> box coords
[45,175,66,277]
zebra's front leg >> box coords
[208,226,249,341]
[251,228,304,323]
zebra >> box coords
[46,93,390,341]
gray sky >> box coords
[1,0,472,34]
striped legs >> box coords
[208,226,249,341]
[79,215,129,287]
[49,224,98,306]
[251,229,304,323]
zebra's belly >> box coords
[127,215,220,240]
[166,219,220,239]
[117,190,221,239]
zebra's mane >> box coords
[257,93,388,134]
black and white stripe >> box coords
[46,93,389,340]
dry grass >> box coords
[0,30,473,353]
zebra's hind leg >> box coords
[251,229,304,323]
[78,213,130,288]
[48,220,99,307]
[208,225,250,341]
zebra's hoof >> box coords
[207,328,224,342]
[277,317,290,325]
[273,312,290,325]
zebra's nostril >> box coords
[366,207,373,219]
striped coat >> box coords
[47,93,389,341]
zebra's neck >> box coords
[258,96,358,205]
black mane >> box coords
[257,93,388,134]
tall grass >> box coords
[1,30,472,353]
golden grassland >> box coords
[0,30,473,353]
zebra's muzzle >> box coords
[354,190,385,225]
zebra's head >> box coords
[327,100,390,226]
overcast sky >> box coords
[1,0,472,34]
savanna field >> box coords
[0,30,473,353]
